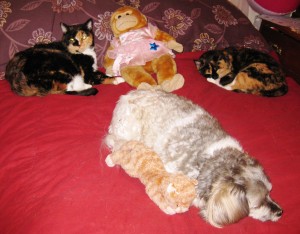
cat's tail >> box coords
[65,88,98,96]
[259,83,288,97]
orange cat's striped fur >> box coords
[105,141,197,215]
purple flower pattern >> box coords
[0,1,11,27]
[162,8,193,38]
[28,28,56,45]
[51,0,83,13]
[0,0,270,75]
[95,11,113,41]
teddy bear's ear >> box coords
[142,14,147,23]
[167,183,177,194]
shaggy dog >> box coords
[105,89,283,227]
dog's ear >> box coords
[206,180,249,228]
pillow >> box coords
[247,0,300,15]
[0,0,270,79]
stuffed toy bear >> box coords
[105,141,197,215]
[103,6,185,92]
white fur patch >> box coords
[207,77,235,91]
[192,197,205,208]
[167,183,177,194]
[83,47,98,71]
[105,155,115,167]
[204,136,242,156]
[67,75,92,91]
[172,108,205,128]
[113,77,125,85]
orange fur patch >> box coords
[68,30,93,54]
[231,72,264,91]
[249,63,274,74]
[152,54,176,84]
[217,59,231,78]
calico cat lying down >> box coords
[195,47,288,97]
[5,19,121,96]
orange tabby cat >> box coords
[105,141,197,215]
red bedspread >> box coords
[0,52,299,234]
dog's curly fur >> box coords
[105,89,283,227]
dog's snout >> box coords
[269,201,283,217]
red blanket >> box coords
[0,52,299,234]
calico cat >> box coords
[5,19,117,96]
[195,47,288,97]
[105,140,197,215]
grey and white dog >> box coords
[105,89,283,227]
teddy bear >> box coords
[105,140,197,215]
[103,6,185,92]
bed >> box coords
[1,0,300,233]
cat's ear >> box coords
[60,22,68,34]
[194,60,201,70]
[85,19,93,30]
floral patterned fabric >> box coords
[0,0,270,80]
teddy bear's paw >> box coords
[163,206,177,215]
[113,77,125,85]
[105,155,115,167]
[161,74,184,92]
[175,206,189,213]
[137,82,161,90]
[167,40,183,53]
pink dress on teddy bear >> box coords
[107,23,174,76]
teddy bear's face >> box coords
[110,6,147,37]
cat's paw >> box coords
[105,155,115,167]
[84,83,93,89]
[105,66,114,77]
[67,75,92,91]
[206,78,217,84]
[113,77,125,85]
